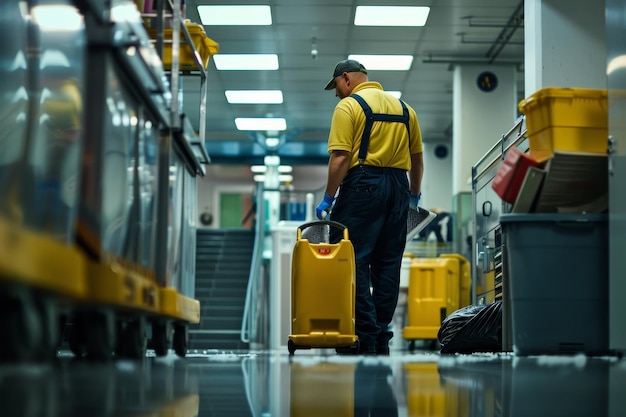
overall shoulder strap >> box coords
[350,94,374,163]
[350,94,411,164]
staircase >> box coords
[190,229,255,350]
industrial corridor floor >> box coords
[1,348,624,417]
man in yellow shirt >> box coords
[316,59,424,354]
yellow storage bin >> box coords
[403,257,461,341]
[440,253,471,308]
[518,87,608,161]
[148,22,219,70]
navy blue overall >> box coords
[330,93,411,352]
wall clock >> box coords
[477,71,498,92]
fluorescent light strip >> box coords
[253,174,293,183]
[354,6,430,27]
[225,90,283,104]
[32,5,83,31]
[265,137,280,147]
[349,54,414,71]
[235,118,286,131]
[250,165,293,173]
[198,5,272,25]
[214,54,279,70]
[387,91,402,99]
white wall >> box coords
[196,166,255,228]
[452,64,519,194]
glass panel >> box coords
[0,2,29,226]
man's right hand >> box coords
[316,192,335,219]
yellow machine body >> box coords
[288,223,358,348]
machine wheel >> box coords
[173,324,188,358]
[152,321,171,357]
[288,339,296,355]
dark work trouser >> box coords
[330,165,409,350]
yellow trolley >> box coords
[0,2,202,362]
[288,221,358,355]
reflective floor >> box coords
[1,348,625,417]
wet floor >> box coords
[0,349,624,417]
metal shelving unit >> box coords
[471,116,528,352]
[145,0,213,170]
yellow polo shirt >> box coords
[327,82,423,170]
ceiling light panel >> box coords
[354,6,430,27]
[235,118,287,131]
[198,5,272,26]
[214,54,279,70]
[225,90,284,104]
[349,54,414,71]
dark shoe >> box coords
[376,346,390,355]
[359,346,377,355]
[335,343,376,355]
[375,331,393,355]
[335,346,359,355]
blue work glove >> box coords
[316,192,335,220]
[409,193,421,210]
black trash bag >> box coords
[437,301,502,354]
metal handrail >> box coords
[240,183,266,343]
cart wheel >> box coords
[85,311,115,361]
[152,322,171,357]
[33,295,59,361]
[408,340,416,352]
[117,317,147,359]
[0,290,42,362]
[428,339,439,351]
[288,339,296,355]
[67,315,86,358]
[173,324,188,358]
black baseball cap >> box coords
[323,59,368,90]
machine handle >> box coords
[297,220,349,241]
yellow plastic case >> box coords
[148,22,219,70]
[288,221,358,354]
[518,87,608,161]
